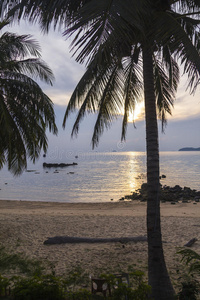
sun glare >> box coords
[128,102,144,122]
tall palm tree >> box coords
[2,1,200,299]
[0,19,57,175]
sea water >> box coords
[0,151,199,203]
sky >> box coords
[6,20,200,154]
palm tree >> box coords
[2,1,200,298]
[0,19,57,175]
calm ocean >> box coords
[0,151,199,203]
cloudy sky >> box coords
[7,20,200,154]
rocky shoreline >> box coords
[123,183,200,203]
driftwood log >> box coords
[44,236,147,245]
[184,238,198,247]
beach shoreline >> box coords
[0,199,199,284]
[0,198,199,216]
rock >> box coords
[128,183,200,203]
[119,197,125,201]
[43,162,78,168]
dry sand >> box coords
[0,200,199,283]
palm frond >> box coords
[70,65,111,137]
[178,248,200,274]
[0,71,57,134]
[63,0,147,65]
[91,64,124,147]
[153,11,200,94]
[10,59,54,85]
[63,63,97,127]
[162,45,180,90]
[0,94,27,175]
[121,49,143,140]
[153,55,177,129]
[0,31,41,59]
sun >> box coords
[128,102,144,122]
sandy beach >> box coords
[0,200,199,284]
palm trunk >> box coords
[142,47,175,300]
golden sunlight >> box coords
[128,102,144,122]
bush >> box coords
[0,274,10,297]
[100,269,151,300]
[176,279,199,300]
[0,247,45,276]
[176,249,200,300]
[12,274,65,300]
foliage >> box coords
[100,268,151,300]
[0,19,57,175]
[11,274,65,300]
[177,248,200,275]
[0,247,45,276]
[0,250,153,300]
[63,265,89,292]
[176,278,199,300]
[176,249,200,300]
[0,274,10,297]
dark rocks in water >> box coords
[43,162,78,168]
[160,174,166,179]
[179,147,200,151]
[125,183,200,202]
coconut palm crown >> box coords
[0,19,57,175]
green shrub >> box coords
[0,247,45,276]
[100,269,151,300]
[177,248,200,275]
[63,266,89,293]
[12,274,65,300]
[176,249,200,300]
[65,289,92,300]
[0,274,10,297]
[176,279,199,300]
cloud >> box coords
[5,20,200,152]
[169,74,200,120]
[8,20,85,106]
[7,20,200,122]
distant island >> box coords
[179,147,200,151]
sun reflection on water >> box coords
[123,152,146,194]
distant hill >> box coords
[179,147,200,151]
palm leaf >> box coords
[178,248,200,275]
[121,49,143,140]
[91,64,124,147]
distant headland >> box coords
[179,147,200,151]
